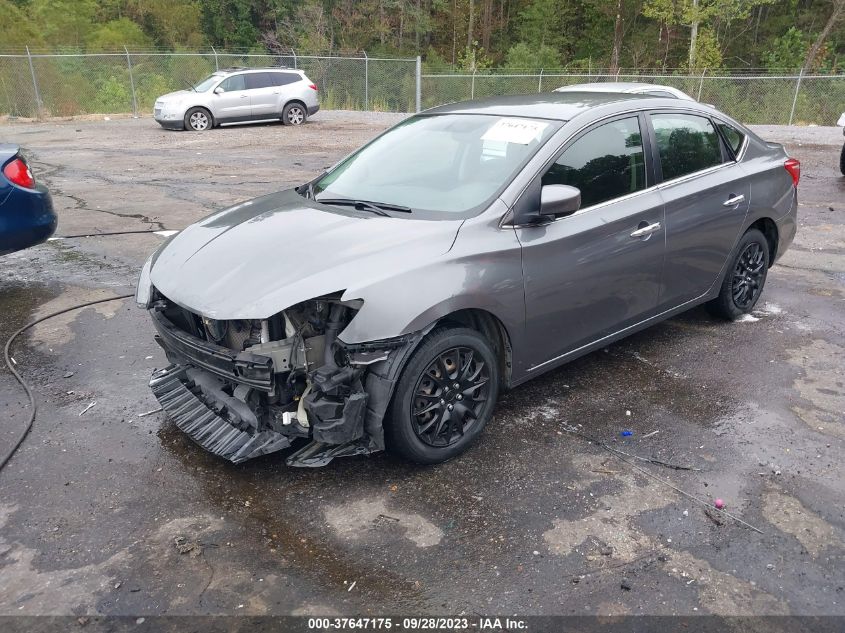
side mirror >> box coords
[540,184,581,218]
[213,87,224,95]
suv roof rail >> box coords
[218,66,296,73]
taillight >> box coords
[308,83,318,91]
[784,158,800,187]
[3,157,35,189]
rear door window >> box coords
[542,116,647,208]
[717,121,745,158]
[245,72,275,90]
[218,74,245,92]
[650,113,724,181]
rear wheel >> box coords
[707,228,770,320]
[386,328,499,464]
[282,102,306,126]
[184,107,212,131]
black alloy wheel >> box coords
[387,327,499,464]
[411,346,490,447]
[707,228,770,320]
[731,241,766,310]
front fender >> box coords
[338,205,528,371]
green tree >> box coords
[30,0,97,48]
[87,18,153,50]
[0,0,44,48]
[762,26,807,71]
[516,0,574,52]
[504,42,561,69]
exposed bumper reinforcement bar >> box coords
[150,364,290,464]
[150,309,274,392]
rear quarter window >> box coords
[271,72,301,86]
[717,122,745,157]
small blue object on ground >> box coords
[621,430,633,437]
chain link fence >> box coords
[0,50,842,125]
[0,50,419,119]
[422,69,845,125]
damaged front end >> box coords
[147,292,420,467]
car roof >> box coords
[423,91,662,121]
[214,67,302,75]
[556,82,670,92]
[555,82,693,99]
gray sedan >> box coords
[136,92,798,467]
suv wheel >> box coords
[386,327,499,464]
[840,142,845,176]
[282,103,306,126]
[185,107,211,131]
[707,228,770,320]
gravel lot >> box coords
[0,111,844,618]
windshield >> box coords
[313,114,560,217]
[192,75,220,92]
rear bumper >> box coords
[307,104,320,116]
[0,186,57,255]
[773,189,798,264]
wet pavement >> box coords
[0,113,843,617]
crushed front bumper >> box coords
[150,364,290,463]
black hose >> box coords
[1,293,134,471]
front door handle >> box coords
[630,222,661,238]
[240,94,248,99]
[723,194,745,207]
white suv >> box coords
[154,67,320,131]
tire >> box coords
[282,102,307,126]
[839,142,845,176]
[184,107,212,131]
[386,327,499,464]
[706,228,770,320]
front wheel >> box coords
[386,328,499,464]
[707,228,770,320]
[184,107,212,131]
[282,102,306,126]
[839,142,844,176]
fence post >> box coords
[788,69,803,125]
[471,68,476,100]
[291,48,297,69]
[697,67,706,101]
[415,55,422,113]
[538,68,544,93]
[363,50,369,111]
[125,46,139,118]
[25,46,42,119]
[211,45,219,71]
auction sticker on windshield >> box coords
[481,118,549,144]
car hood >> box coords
[150,189,463,320]
[156,90,194,103]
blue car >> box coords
[0,144,56,255]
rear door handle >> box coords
[723,194,745,207]
[240,95,248,99]
[630,222,661,238]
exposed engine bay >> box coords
[147,292,422,466]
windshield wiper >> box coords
[316,197,412,215]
